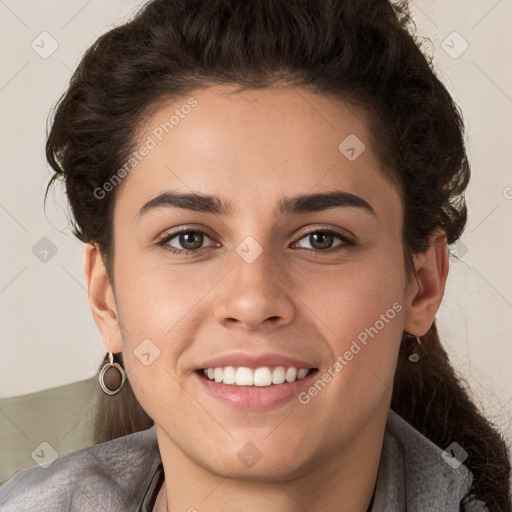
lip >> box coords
[194,368,319,410]
[196,351,318,371]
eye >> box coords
[292,228,355,253]
[157,227,217,255]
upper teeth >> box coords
[203,366,312,386]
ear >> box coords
[403,228,450,336]
[84,243,123,353]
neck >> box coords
[154,412,387,512]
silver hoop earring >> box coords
[99,352,126,395]
[408,336,423,363]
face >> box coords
[90,84,431,481]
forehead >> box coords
[115,85,401,225]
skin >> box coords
[84,84,449,512]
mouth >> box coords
[194,366,319,410]
[196,365,318,386]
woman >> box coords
[0,0,510,510]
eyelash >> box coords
[156,226,356,257]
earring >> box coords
[408,335,423,363]
[99,352,126,395]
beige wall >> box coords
[1,0,511,447]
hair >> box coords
[45,0,511,509]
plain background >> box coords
[0,0,511,450]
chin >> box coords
[189,442,316,483]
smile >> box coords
[195,366,319,410]
[201,366,315,386]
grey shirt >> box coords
[0,409,488,511]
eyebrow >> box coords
[137,189,377,220]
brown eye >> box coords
[293,229,354,252]
[174,231,205,250]
[158,228,217,255]
[303,232,336,250]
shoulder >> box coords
[0,426,161,512]
[372,409,488,512]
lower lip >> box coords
[194,370,318,410]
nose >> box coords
[213,248,295,332]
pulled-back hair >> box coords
[45,0,511,509]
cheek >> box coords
[301,246,406,402]
[112,260,198,420]
[115,251,213,336]
[298,247,406,341]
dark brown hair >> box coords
[45,0,511,509]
